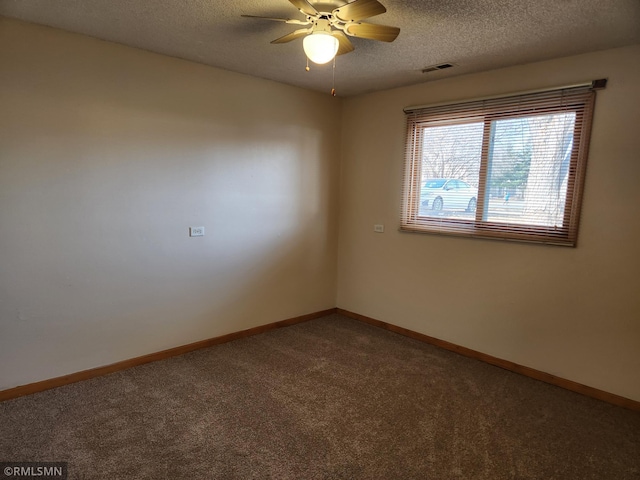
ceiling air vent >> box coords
[422,63,454,74]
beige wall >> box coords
[337,45,640,401]
[0,18,341,390]
[2,17,639,403]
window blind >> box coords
[401,82,602,246]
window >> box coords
[401,83,603,246]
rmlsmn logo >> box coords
[0,462,67,479]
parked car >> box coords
[420,178,478,212]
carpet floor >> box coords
[1,314,639,479]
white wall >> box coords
[337,45,640,401]
[0,18,341,389]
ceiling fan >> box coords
[242,0,400,65]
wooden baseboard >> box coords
[0,308,337,402]
[337,308,640,412]
[4,306,638,412]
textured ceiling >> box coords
[1,0,639,96]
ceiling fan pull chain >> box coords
[306,56,310,72]
[331,57,336,96]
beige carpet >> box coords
[1,314,639,479]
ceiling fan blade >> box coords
[241,14,310,25]
[288,0,319,17]
[333,0,386,22]
[332,31,355,56]
[271,28,310,44]
[345,23,400,42]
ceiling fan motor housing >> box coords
[313,18,333,33]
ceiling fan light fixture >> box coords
[303,32,339,65]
